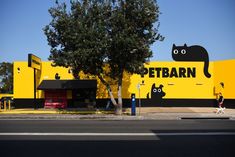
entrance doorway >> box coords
[44,90,67,109]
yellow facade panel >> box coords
[214,60,235,99]
[130,62,214,99]
[13,60,235,100]
[14,62,34,98]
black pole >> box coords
[34,68,37,109]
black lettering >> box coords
[140,67,197,78]
[32,59,40,65]
[187,67,196,78]
[179,67,186,77]
[170,67,178,78]
[155,68,161,78]
[141,68,148,77]
[149,68,155,78]
[162,68,169,77]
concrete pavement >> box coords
[0,107,235,120]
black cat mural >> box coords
[172,44,211,78]
[147,83,166,104]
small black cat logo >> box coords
[172,44,211,78]
[55,73,60,80]
[147,83,166,102]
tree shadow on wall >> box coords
[96,71,131,108]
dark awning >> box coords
[37,80,97,90]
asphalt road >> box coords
[0,119,235,157]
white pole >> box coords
[138,84,141,116]
[137,83,142,116]
[139,88,141,115]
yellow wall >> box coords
[14,62,34,99]
[127,62,214,99]
[93,61,215,99]
[214,60,235,99]
[13,60,235,100]
[14,62,74,99]
[96,71,132,99]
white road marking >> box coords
[0,132,235,136]
[1,133,155,136]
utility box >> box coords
[131,93,136,116]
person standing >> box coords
[216,93,225,114]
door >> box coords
[44,90,67,109]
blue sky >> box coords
[0,0,235,63]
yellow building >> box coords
[13,59,235,108]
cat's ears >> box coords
[173,43,187,47]
[159,84,164,88]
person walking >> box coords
[216,92,225,114]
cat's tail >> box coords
[204,60,211,78]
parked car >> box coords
[0,96,14,109]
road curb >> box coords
[0,114,234,120]
[1,108,235,120]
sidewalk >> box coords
[0,107,234,120]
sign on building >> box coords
[28,54,41,70]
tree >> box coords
[106,0,163,113]
[44,0,163,114]
[44,0,110,78]
[0,62,13,94]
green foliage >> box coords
[44,0,110,79]
[44,0,163,80]
[107,0,163,79]
[0,62,13,93]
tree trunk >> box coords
[98,75,118,106]
[98,73,123,115]
[116,84,122,115]
[116,71,123,115]
[107,86,118,106]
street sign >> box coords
[28,54,41,70]
[28,53,41,109]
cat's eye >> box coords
[158,89,161,93]
[173,49,178,54]
[153,89,157,93]
[181,49,186,54]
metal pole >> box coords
[34,68,37,109]
[139,87,141,116]
[8,100,11,110]
[4,100,6,111]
